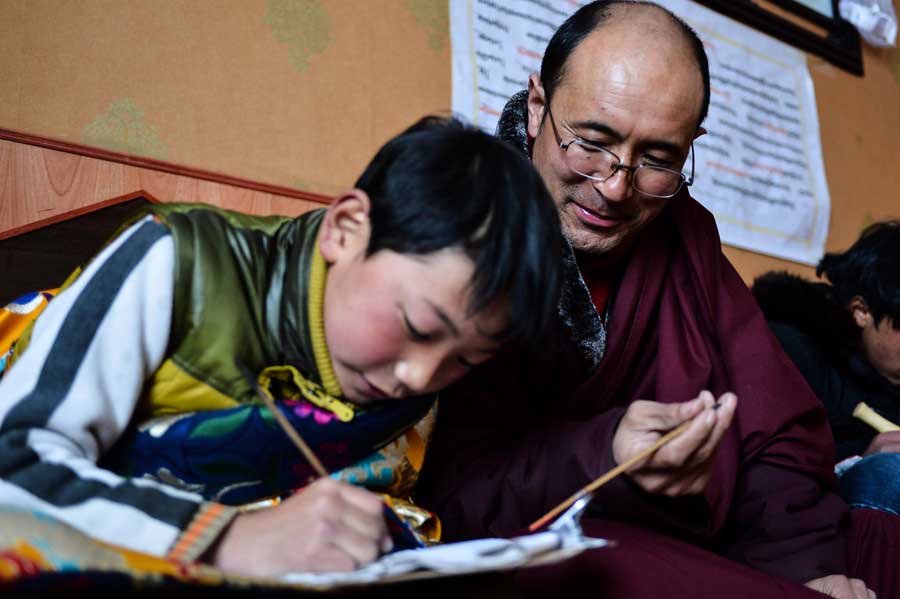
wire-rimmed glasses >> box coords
[545,106,694,199]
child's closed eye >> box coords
[457,356,476,368]
[404,314,434,342]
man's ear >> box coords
[694,126,707,141]
[318,189,372,265]
[850,296,871,329]
[526,73,547,141]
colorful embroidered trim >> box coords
[167,503,237,563]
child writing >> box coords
[0,116,563,578]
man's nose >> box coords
[592,166,633,204]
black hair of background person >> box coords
[817,220,900,330]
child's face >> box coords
[319,192,508,405]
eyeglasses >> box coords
[545,105,694,199]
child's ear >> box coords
[318,189,372,264]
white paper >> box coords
[451,0,831,265]
[281,529,609,588]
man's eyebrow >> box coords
[571,119,624,142]
[571,120,683,156]
[427,300,459,337]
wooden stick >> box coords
[236,359,329,478]
[853,401,900,433]
[528,418,695,532]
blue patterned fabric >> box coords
[103,395,434,505]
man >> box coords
[417,2,896,598]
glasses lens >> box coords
[634,166,684,198]
[565,142,618,181]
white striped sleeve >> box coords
[0,217,235,559]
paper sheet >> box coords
[281,529,610,588]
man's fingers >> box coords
[689,393,738,464]
[805,575,875,599]
[626,395,710,431]
[634,459,710,496]
[648,405,717,468]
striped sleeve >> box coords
[0,217,236,560]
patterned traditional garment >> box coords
[103,389,436,505]
[0,509,223,588]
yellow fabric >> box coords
[381,495,442,545]
[403,427,427,472]
[307,237,342,398]
[12,267,83,364]
[144,359,239,418]
[0,292,55,357]
[257,365,355,422]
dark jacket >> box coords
[753,271,900,460]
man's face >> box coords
[527,21,704,261]
[320,199,506,404]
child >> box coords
[0,116,563,578]
[753,221,900,515]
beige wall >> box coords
[0,0,451,197]
[1,0,899,283]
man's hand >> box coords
[611,391,737,496]
[209,477,392,577]
[805,574,876,598]
[864,431,900,456]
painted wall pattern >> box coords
[264,0,333,73]
[82,98,168,160]
[405,0,449,52]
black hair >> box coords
[540,0,710,129]
[817,221,900,329]
[355,115,564,348]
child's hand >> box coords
[209,477,392,577]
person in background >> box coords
[754,220,900,517]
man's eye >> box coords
[457,356,476,368]
[404,315,432,341]
[578,140,607,153]
[643,155,672,166]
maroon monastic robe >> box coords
[416,193,900,596]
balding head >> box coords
[540,0,709,129]
[524,0,709,262]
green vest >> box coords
[142,203,348,418]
